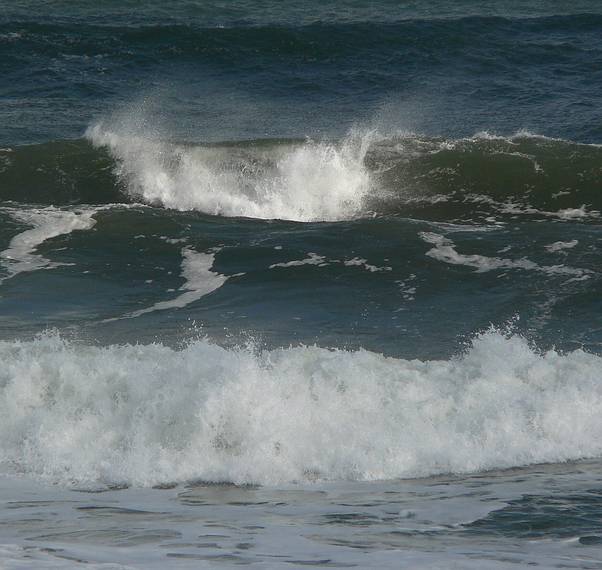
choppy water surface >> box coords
[1,1,602,568]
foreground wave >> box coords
[1,330,601,487]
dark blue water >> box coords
[2,1,602,145]
[1,2,602,568]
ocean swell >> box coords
[1,330,602,487]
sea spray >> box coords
[87,123,373,222]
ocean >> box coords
[1,1,602,568]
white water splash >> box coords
[87,122,373,222]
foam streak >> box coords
[120,248,228,319]
[0,208,96,282]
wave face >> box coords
[1,330,601,486]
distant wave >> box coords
[2,14,601,63]
[1,330,602,487]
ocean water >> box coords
[1,1,602,568]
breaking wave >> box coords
[2,129,602,223]
[86,123,373,222]
[2,330,602,487]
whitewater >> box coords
[1,329,601,487]
[86,122,373,222]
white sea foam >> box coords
[343,257,392,272]
[499,202,600,220]
[0,208,96,282]
[552,206,597,220]
[420,232,587,276]
[458,195,600,221]
[269,252,327,268]
[86,122,373,222]
[545,240,578,253]
[2,330,602,487]
[270,253,390,272]
[118,248,228,319]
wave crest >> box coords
[86,123,372,222]
[4,130,602,223]
[1,330,602,487]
